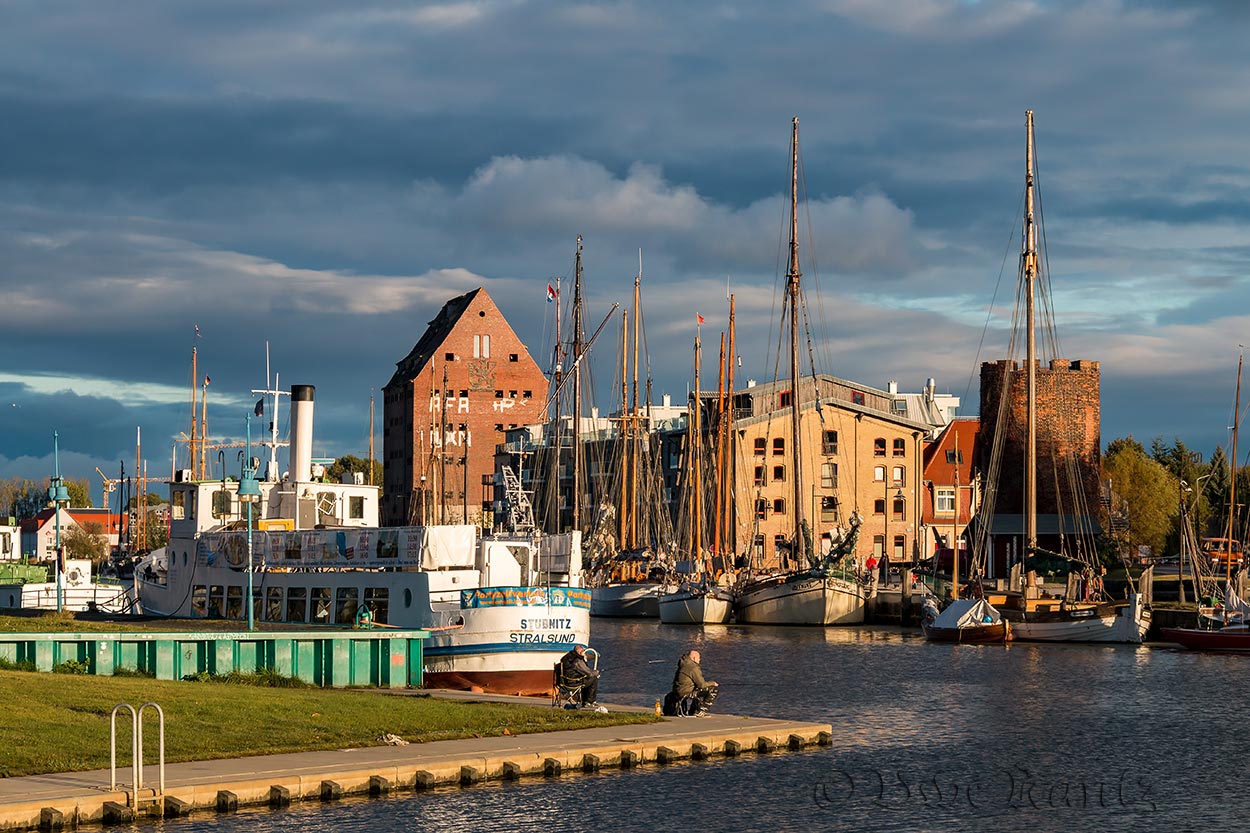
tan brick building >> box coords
[382,289,548,527]
[726,376,932,569]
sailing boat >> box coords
[1163,353,1250,651]
[658,308,733,624]
[992,111,1149,644]
[733,118,868,626]
[586,257,676,617]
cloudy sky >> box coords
[2,0,1248,504]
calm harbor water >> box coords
[120,620,1238,832]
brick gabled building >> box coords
[382,288,548,527]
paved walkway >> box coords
[0,692,832,831]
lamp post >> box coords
[237,416,262,631]
[49,431,71,613]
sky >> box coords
[2,0,1249,506]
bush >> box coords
[111,666,155,678]
[52,659,89,675]
[183,668,309,688]
[0,657,36,672]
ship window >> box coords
[312,587,332,622]
[287,587,307,622]
[208,585,225,618]
[365,587,389,624]
[225,586,243,619]
[335,587,359,625]
[404,588,413,607]
[172,491,186,520]
[212,489,232,519]
[349,496,365,520]
[265,587,283,621]
[192,585,207,617]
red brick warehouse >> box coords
[382,288,548,527]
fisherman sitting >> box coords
[663,649,719,717]
[558,644,601,709]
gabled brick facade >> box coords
[382,288,548,527]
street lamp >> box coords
[237,415,262,631]
[49,431,71,613]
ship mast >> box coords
[571,235,585,533]
[1228,352,1242,589]
[1023,109,1039,585]
[787,117,806,567]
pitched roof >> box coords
[385,287,485,390]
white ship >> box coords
[135,384,588,695]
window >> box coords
[893,536,906,559]
[852,391,865,405]
[754,438,766,456]
[773,498,786,515]
[335,587,360,625]
[946,449,964,464]
[820,495,838,519]
[935,487,956,514]
[892,400,908,414]
[473,334,491,358]
[892,465,905,483]
[312,587,332,622]
[773,438,785,456]
[509,353,519,362]
[874,499,885,515]
[365,587,389,625]
[773,465,786,482]
[523,390,532,398]
[754,465,765,486]
[873,535,884,558]
[495,390,504,398]
[212,489,232,519]
[265,587,283,622]
[893,438,906,457]
[779,390,793,408]
[892,496,905,519]
[444,352,455,361]
[225,586,243,619]
[874,465,885,482]
[753,535,765,559]
[755,499,769,519]
[172,491,186,520]
[874,438,886,457]
[821,462,838,489]
[774,534,788,555]
[822,430,838,455]
[349,496,365,520]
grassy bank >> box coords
[0,611,326,634]
[0,669,656,777]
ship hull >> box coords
[657,588,732,624]
[1161,626,1250,652]
[734,573,866,625]
[1008,595,1149,644]
[590,583,673,617]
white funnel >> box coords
[290,384,315,482]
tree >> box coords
[1103,435,1177,560]
[127,493,166,509]
[1205,445,1231,538]
[326,455,384,491]
[63,521,108,566]
[65,478,91,508]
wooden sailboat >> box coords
[733,118,867,626]
[1164,352,1250,650]
[995,111,1149,644]
[659,310,733,624]
[587,256,676,617]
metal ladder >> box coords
[110,702,165,807]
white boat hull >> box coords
[1011,595,1150,644]
[657,589,732,624]
[591,583,673,617]
[0,580,132,613]
[735,573,866,625]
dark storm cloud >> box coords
[3,0,1250,484]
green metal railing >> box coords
[0,629,430,688]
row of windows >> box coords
[191,585,394,625]
[753,431,840,456]
[754,463,839,488]
[874,438,908,457]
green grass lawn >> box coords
[0,669,657,777]
[0,611,345,634]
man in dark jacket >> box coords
[668,649,718,716]
[559,644,600,707]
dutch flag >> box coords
[546,283,557,303]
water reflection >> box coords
[126,620,1246,833]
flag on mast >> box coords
[546,283,557,303]
[696,313,705,325]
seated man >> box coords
[666,649,718,716]
[559,644,600,708]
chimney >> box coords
[887,380,898,395]
[290,384,315,482]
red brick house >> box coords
[382,288,548,527]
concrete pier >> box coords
[0,696,831,831]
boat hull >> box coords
[734,573,866,625]
[1008,595,1150,644]
[922,621,1011,643]
[1161,626,1250,652]
[657,589,732,624]
[591,583,673,617]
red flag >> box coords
[696,313,705,325]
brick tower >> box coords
[382,288,548,527]
[976,358,1101,516]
